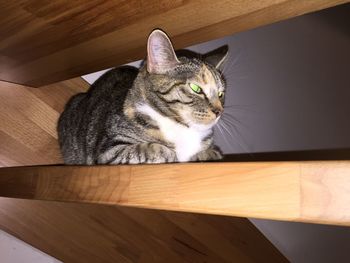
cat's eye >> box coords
[218,91,224,98]
[189,83,202,93]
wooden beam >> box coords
[1,0,347,86]
[0,161,349,226]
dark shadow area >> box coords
[176,49,202,59]
[311,2,350,37]
[222,148,350,162]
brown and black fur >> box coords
[58,29,228,164]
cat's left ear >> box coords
[147,29,180,74]
[203,45,229,69]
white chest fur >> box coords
[137,104,211,162]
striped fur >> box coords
[57,30,228,164]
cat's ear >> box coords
[203,45,229,69]
[147,29,180,74]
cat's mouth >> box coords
[191,115,219,129]
[179,109,219,128]
[194,112,219,125]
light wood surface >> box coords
[0,78,87,167]
[1,161,350,226]
[1,0,347,86]
[0,198,286,263]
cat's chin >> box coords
[189,121,216,131]
[195,116,221,128]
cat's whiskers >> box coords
[217,115,251,154]
[216,122,232,149]
[222,112,249,129]
[218,121,244,151]
[224,104,256,113]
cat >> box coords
[57,29,228,164]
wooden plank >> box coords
[0,161,350,226]
[1,0,347,86]
[0,198,287,263]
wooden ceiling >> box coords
[1,0,347,86]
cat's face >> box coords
[146,30,228,129]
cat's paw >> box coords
[145,143,177,163]
[193,148,223,161]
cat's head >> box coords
[144,29,228,129]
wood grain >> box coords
[0,198,287,263]
[0,78,87,167]
[1,0,347,86]
[0,161,350,226]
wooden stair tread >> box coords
[1,0,347,86]
[0,198,288,263]
[0,161,349,226]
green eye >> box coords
[218,91,224,98]
[190,83,202,93]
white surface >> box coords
[82,61,141,85]
[82,68,112,85]
[0,229,61,263]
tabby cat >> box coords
[57,29,228,164]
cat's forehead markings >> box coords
[198,65,217,97]
[199,65,213,84]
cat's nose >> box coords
[213,108,223,117]
[211,101,223,117]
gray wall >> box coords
[251,219,350,263]
[198,5,350,154]
[83,4,350,262]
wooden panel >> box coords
[0,198,287,262]
[1,0,347,86]
[0,78,87,167]
[0,161,350,226]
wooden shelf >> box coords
[1,0,347,86]
[1,161,349,226]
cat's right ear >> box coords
[203,45,229,69]
[147,29,180,74]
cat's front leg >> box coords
[100,142,177,164]
[139,143,177,163]
[191,147,223,162]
